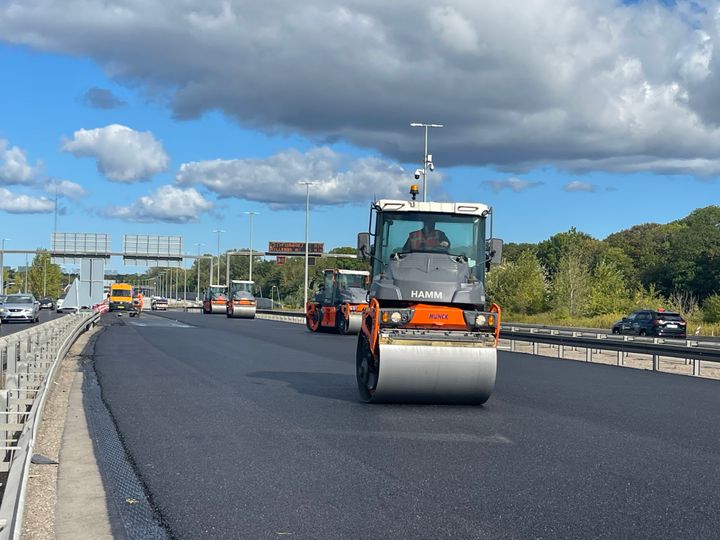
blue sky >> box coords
[0,1,718,273]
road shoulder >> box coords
[21,326,118,539]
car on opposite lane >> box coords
[151,296,169,310]
[612,310,687,339]
[0,294,40,323]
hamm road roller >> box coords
[226,280,257,319]
[356,191,502,404]
[202,284,228,314]
[306,269,369,334]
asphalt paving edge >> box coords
[82,322,173,540]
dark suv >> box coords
[612,310,686,339]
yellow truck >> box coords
[108,283,133,312]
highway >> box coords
[92,311,720,539]
[0,309,66,337]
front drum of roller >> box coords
[229,304,256,319]
[210,303,226,314]
[358,340,496,404]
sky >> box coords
[0,0,719,273]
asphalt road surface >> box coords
[91,311,720,539]
[0,309,66,337]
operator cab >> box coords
[230,280,255,300]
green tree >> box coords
[502,242,536,264]
[486,251,546,314]
[587,260,629,316]
[537,227,601,277]
[27,251,63,298]
[550,249,591,317]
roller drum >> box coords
[210,303,226,314]
[345,314,363,334]
[358,336,496,404]
[228,305,256,319]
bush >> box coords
[486,251,546,314]
[703,294,720,323]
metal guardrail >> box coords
[256,310,720,375]
[503,321,720,343]
[501,326,720,375]
[0,311,100,539]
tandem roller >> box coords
[354,193,503,404]
[305,269,369,334]
[226,280,257,319]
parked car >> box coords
[612,310,687,339]
[151,296,169,310]
[0,294,40,323]
[39,297,54,310]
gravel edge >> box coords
[21,325,101,539]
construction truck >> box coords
[355,188,502,404]
[226,280,257,319]
[306,269,370,334]
[202,284,228,314]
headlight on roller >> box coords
[464,310,498,330]
[380,308,414,327]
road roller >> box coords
[356,191,502,404]
[226,280,257,319]
[202,284,228,314]
[306,269,370,334]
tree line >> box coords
[487,206,720,325]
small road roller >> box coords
[356,192,502,404]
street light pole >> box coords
[0,238,9,295]
[212,229,225,285]
[194,243,204,300]
[298,182,313,309]
[244,211,259,281]
[410,122,443,202]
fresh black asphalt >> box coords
[91,311,720,539]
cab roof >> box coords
[335,269,369,276]
[374,199,490,216]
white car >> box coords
[56,295,66,313]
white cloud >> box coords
[0,188,54,214]
[0,139,41,185]
[176,147,431,207]
[564,180,596,192]
[46,179,88,199]
[104,185,212,223]
[483,177,543,193]
[61,124,169,182]
[5,2,720,175]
